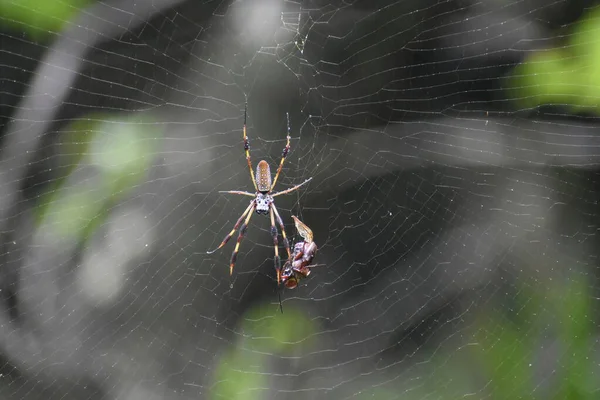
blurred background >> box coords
[0,0,599,399]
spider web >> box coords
[0,0,599,399]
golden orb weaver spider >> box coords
[207,102,312,286]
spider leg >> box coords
[229,203,255,276]
[270,112,291,191]
[269,205,283,284]
[271,177,313,197]
[243,101,259,191]
[278,290,283,314]
[218,190,255,197]
[271,203,292,259]
[206,201,255,254]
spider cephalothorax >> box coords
[207,102,312,284]
[255,193,273,215]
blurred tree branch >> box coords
[0,0,186,382]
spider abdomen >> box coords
[256,160,272,192]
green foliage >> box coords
[507,50,581,110]
[211,304,317,400]
[35,114,159,243]
[553,279,596,400]
[468,276,597,400]
[90,118,158,197]
[34,119,95,227]
[45,187,102,240]
[570,6,600,59]
[210,275,597,399]
[473,310,535,399]
[212,350,268,400]
[0,0,90,38]
[506,6,600,113]
[241,304,317,353]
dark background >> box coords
[0,0,599,399]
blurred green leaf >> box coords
[212,350,267,400]
[89,117,159,197]
[469,274,598,400]
[45,186,104,240]
[242,304,317,353]
[472,313,534,400]
[211,304,317,400]
[570,6,600,59]
[34,119,95,225]
[35,114,159,243]
[553,278,596,400]
[506,6,600,113]
[506,50,581,110]
[0,0,90,38]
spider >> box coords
[207,102,312,285]
[280,215,320,289]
